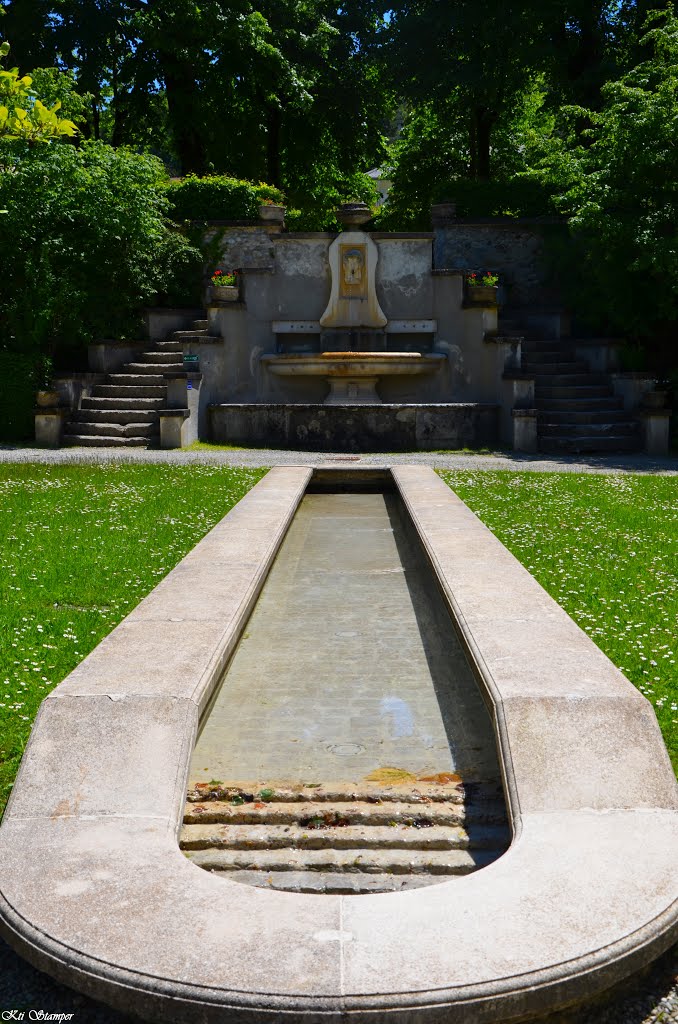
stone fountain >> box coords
[154,200,510,451]
[262,203,445,405]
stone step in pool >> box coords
[184,488,510,892]
[181,780,509,893]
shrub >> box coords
[0,140,203,372]
[0,353,38,442]
[166,174,284,222]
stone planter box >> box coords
[258,204,286,224]
[642,390,668,410]
[210,285,239,304]
[465,285,499,306]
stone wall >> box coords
[200,223,281,271]
[434,220,565,307]
[209,403,499,451]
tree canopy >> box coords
[1,0,677,354]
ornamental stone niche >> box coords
[319,232,387,332]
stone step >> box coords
[182,845,499,876]
[106,373,167,387]
[154,341,183,353]
[138,351,183,365]
[218,869,451,893]
[92,385,167,399]
[539,435,642,454]
[520,338,573,351]
[533,373,608,386]
[66,421,159,439]
[63,434,152,448]
[72,409,160,425]
[537,409,631,424]
[522,352,583,366]
[180,822,509,852]
[540,421,639,438]
[172,331,221,343]
[183,798,506,829]
[522,362,588,374]
[186,779,500,805]
[536,396,624,412]
[124,362,177,375]
[193,319,209,331]
[536,385,613,399]
[82,397,165,411]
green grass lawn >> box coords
[0,463,267,815]
[439,470,678,774]
[1,465,676,820]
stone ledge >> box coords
[158,408,190,419]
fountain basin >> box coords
[262,351,445,404]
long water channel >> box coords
[182,485,509,893]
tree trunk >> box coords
[266,104,282,187]
[163,63,207,175]
[469,107,495,181]
[91,97,101,141]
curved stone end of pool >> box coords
[1,466,677,1024]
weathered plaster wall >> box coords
[375,236,433,320]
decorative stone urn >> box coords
[35,389,60,408]
[259,203,286,224]
[336,202,373,229]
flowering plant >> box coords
[466,271,499,287]
[211,269,238,287]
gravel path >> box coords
[1,444,676,1021]
[0,443,677,474]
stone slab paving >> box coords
[0,443,677,473]
[191,492,500,787]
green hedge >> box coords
[167,175,284,222]
[432,178,559,219]
[0,353,38,443]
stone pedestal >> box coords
[512,407,538,453]
[611,373,657,411]
[161,373,202,448]
[640,411,671,455]
[35,408,69,447]
[159,409,191,448]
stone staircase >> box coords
[181,778,510,894]
[63,318,209,447]
[501,313,641,454]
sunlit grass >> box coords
[439,470,678,774]
[0,463,267,815]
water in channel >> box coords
[183,490,509,893]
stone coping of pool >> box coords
[0,466,676,1024]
